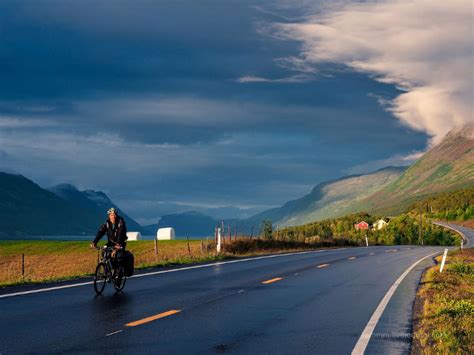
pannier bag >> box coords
[124,250,135,277]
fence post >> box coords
[186,236,191,255]
[217,228,222,253]
[21,253,25,279]
[201,239,204,254]
[439,248,448,273]
[154,238,158,263]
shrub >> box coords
[449,263,474,275]
[437,299,474,317]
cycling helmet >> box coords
[107,207,118,215]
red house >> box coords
[354,221,369,230]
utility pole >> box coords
[419,208,423,246]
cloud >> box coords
[275,0,473,144]
[0,0,439,220]
[236,74,313,83]
[345,150,424,175]
[0,116,56,128]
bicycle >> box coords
[93,246,127,295]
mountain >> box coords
[246,124,474,228]
[143,211,219,238]
[0,173,100,237]
[48,184,100,211]
[245,166,405,227]
[47,184,143,232]
[0,172,143,237]
[364,124,474,214]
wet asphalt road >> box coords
[0,224,470,354]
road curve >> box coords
[0,226,471,354]
[433,221,472,247]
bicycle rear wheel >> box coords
[113,266,126,292]
[94,263,107,295]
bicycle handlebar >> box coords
[91,245,121,251]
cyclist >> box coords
[90,207,128,271]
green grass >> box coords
[0,239,200,256]
[0,239,211,287]
[413,248,474,353]
[0,240,87,256]
[426,163,453,183]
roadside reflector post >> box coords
[365,236,369,247]
[217,228,222,253]
[461,238,464,250]
[439,248,448,273]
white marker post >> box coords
[217,228,222,253]
[461,238,464,250]
[439,248,448,273]
[365,236,369,247]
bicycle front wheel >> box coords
[94,263,107,295]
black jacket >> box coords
[93,216,128,246]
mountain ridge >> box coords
[0,172,142,237]
[243,124,474,227]
[363,124,474,215]
[47,184,143,232]
[245,166,406,227]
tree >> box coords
[261,219,273,240]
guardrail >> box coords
[432,221,469,248]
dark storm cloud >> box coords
[0,0,429,220]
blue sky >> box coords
[0,1,471,224]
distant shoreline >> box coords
[0,235,208,241]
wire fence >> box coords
[0,239,216,285]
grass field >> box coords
[0,239,217,286]
[0,237,334,287]
[412,248,474,353]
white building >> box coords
[126,231,141,241]
[373,219,389,230]
[157,227,176,240]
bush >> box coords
[450,263,474,275]
[437,299,474,318]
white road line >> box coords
[351,251,440,355]
[0,249,336,299]
[130,249,331,279]
[106,330,123,337]
[0,281,93,299]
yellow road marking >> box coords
[262,277,283,284]
[126,309,181,327]
[317,263,330,268]
[348,257,356,260]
